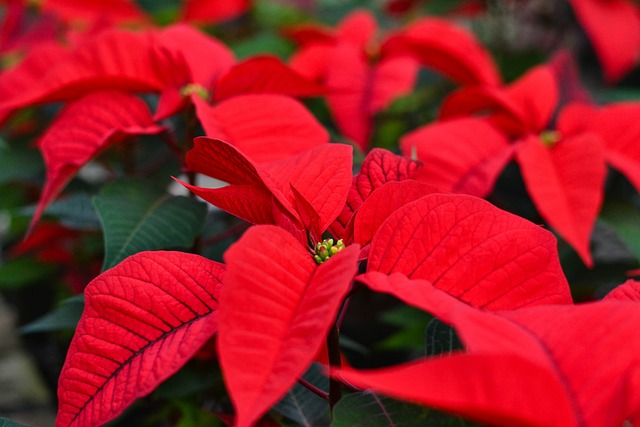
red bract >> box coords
[350,180,441,247]
[408,65,608,266]
[287,9,497,150]
[0,28,189,112]
[560,102,640,193]
[381,17,500,87]
[220,225,360,427]
[181,0,250,24]
[31,90,165,231]
[181,138,352,241]
[330,148,422,239]
[400,118,512,198]
[515,131,605,268]
[39,0,148,25]
[192,95,328,163]
[604,279,640,301]
[56,251,225,427]
[567,0,640,83]
[212,56,325,101]
[338,281,640,426]
[364,193,572,310]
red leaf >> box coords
[0,28,188,110]
[336,9,377,50]
[439,65,558,135]
[41,0,148,24]
[32,91,165,231]
[604,279,640,301]
[182,0,250,24]
[383,17,501,86]
[325,42,370,149]
[193,94,328,163]
[220,225,359,427]
[0,40,71,112]
[158,24,235,87]
[505,65,558,132]
[516,133,606,267]
[339,354,576,427]
[340,283,640,426]
[329,149,421,239]
[325,43,418,150]
[438,86,528,136]
[369,55,419,113]
[153,25,236,121]
[351,180,441,246]
[366,193,572,309]
[213,55,325,101]
[289,44,333,81]
[563,102,640,193]
[549,50,592,105]
[283,23,335,47]
[183,138,352,234]
[400,118,513,197]
[56,251,225,427]
[568,0,640,82]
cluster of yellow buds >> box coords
[180,83,210,101]
[540,130,561,147]
[313,238,345,265]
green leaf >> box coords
[0,144,43,185]
[377,306,432,351]
[45,193,101,229]
[332,391,431,427]
[274,363,330,426]
[154,363,219,400]
[332,391,476,427]
[21,193,101,230]
[600,197,640,261]
[0,257,57,290]
[424,318,463,357]
[93,179,207,270]
[231,31,294,60]
[0,418,32,427]
[20,295,84,334]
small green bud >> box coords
[313,238,347,264]
[180,83,210,100]
[540,130,561,147]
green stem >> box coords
[327,324,342,411]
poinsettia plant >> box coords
[2,1,640,427]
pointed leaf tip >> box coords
[220,225,359,427]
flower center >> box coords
[313,238,345,265]
[180,83,210,101]
[539,130,561,147]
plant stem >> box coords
[327,324,342,411]
[297,377,329,401]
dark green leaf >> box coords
[378,306,432,351]
[0,144,43,185]
[154,364,219,400]
[600,197,640,260]
[332,391,476,427]
[20,295,84,334]
[332,391,431,427]
[425,318,463,357]
[0,418,32,427]
[0,257,57,290]
[231,31,294,59]
[94,179,207,270]
[274,363,330,426]
[21,193,101,230]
